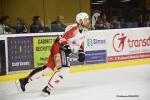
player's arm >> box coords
[58,31,74,55]
[58,26,78,46]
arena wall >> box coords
[1,0,90,25]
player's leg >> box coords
[15,42,59,92]
[42,45,71,96]
[42,67,70,96]
[15,65,48,92]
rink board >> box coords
[0,58,150,83]
[0,27,150,74]
[0,27,150,82]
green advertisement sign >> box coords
[33,36,56,68]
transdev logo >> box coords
[113,33,150,52]
[87,38,106,47]
[113,33,127,52]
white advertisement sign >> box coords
[85,27,150,62]
[84,30,107,51]
[84,30,107,64]
[107,28,150,62]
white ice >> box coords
[0,64,150,100]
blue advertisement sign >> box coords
[7,37,34,71]
[85,50,107,64]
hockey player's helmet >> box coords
[76,12,89,24]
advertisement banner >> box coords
[106,28,150,62]
[8,37,34,71]
[85,50,107,64]
[33,36,57,68]
[84,31,107,51]
[84,28,150,63]
[108,28,150,55]
[84,31,107,64]
[33,36,83,67]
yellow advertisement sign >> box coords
[33,36,56,68]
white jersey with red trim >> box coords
[59,24,88,53]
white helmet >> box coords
[76,12,89,24]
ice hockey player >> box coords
[16,12,90,96]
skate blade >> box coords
[15,80,24,93]
[41,92,50,97]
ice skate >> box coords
[41,86,51,97]
[15,77,28,92]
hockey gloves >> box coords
[61,44,72,56]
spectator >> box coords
[91,10,101,30]
[95,16,105,29]
[120,18,128,28]
[146,15,150,27]
[0,16,2,34]
[30,16,43,33]
[0,16,12,34]
[137,15,146,27]
[95,15,111,30]
[43,26,50,32]
[111,16,121,29]
[51,16,66,32]
[103,15,112,29]
[14,17,28,33]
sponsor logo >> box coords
[87,38,106,47]
[8,37,34,71]
[113,33,150,52]
[128,36,150,47]
[113,33,127,52]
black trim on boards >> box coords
[0,40,6,75]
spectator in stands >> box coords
[0,16,2,34]
[30,16,43,33]
[103,15,112,29]
[14,17,28,33]
[120,18,128,28]
[95,15,111,30]
[111,16,121,29]
[43,26,50,32]
[0,16,12,34]
[146,15,150,27]
[95,16,105,29]
[51,16,66,32]
[137,15,146,27]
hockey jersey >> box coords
[59,24,88,53]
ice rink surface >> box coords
[0,64,150,100]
